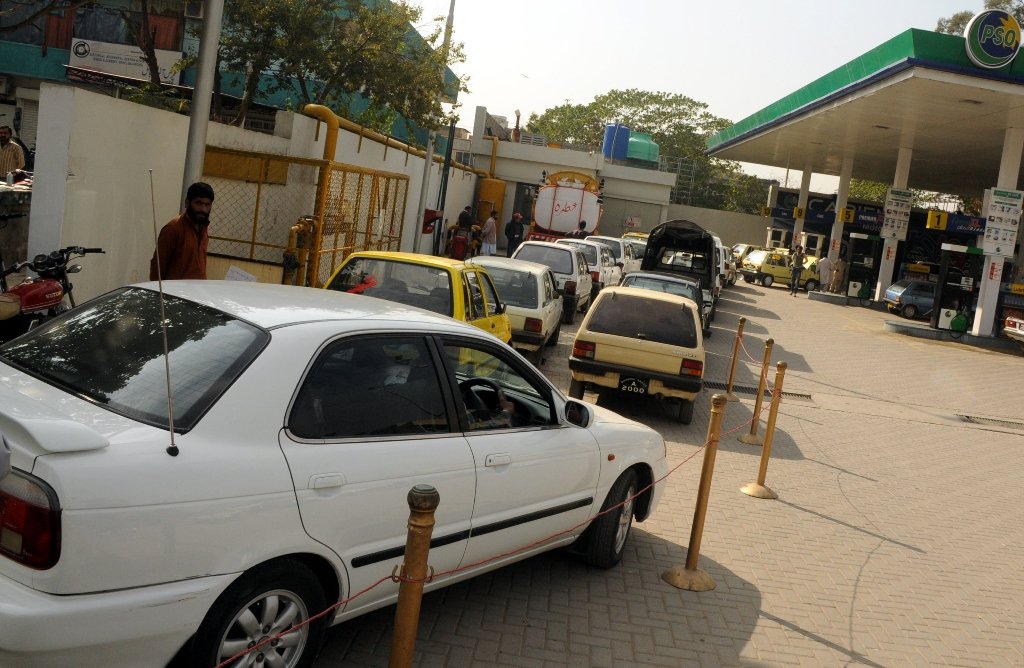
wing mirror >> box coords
[564,399,590,427]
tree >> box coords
[218,0,464,132]
[527,89,766,213]
[936,1,1024,33]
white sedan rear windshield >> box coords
[0,288,268,432]
[588,294,698,348]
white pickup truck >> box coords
[1005,315,1024,350]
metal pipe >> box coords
[388,484,440,668]
[725,317,746,401]
[181,0,225,206]
[302,104,340,162]
[739,338,773,445]
[487,135,498,177]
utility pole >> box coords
[181,0,225,206]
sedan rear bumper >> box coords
[0,571,237,667]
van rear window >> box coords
[656,250,707,272]
[587,294,698,348]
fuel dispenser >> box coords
[843,233,882,299]
[929,243,983,332]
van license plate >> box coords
[619,377,648,394]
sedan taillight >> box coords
[573,340,596,359]
[680,359,703,378]
[525,317,543,333]
[0,470,61,569]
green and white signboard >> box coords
[964,10,1022,69]
[881,188,913,240]
[983,187,1022,257]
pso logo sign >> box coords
[964,10,1022,69]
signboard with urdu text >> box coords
[982,188,1022,257]
[881,188,913,240]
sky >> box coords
[413,0,980,191]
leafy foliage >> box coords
[526,89,767,213]
[218,0,465,133]
[935,0,1024,33]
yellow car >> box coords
[324,251,512,342]
[739,248,821,291]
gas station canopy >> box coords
[706,29,1024,196]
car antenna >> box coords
[149,169,178,457]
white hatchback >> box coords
[0,281,667,667]
[556,238,623,298]
[469,256,564,362]
[587,235,642,275]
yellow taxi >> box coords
[739,248,821,292]
[324,251,512,343]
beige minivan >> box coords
[568,286,705,424]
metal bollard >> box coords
[662,394,727,592]
[741,362,787,500]
[725,317,747,402]
[388,484,440,668]
[739,338,774,445]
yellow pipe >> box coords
[301,105,486,176]
[302,104,339,161]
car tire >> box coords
[743,275,754,283]
[546,320,561,347]
[189,559,326,668]
[568,378,585,399]
[902,304,918,319]
[804,279,818,292]
[582,469,638,568]
[761,275,773,287]
[677,399,695,425]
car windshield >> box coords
[590,238,622,259]
[621,276,698,302]
[560,241,598,264]
[325,257,452,316]
[656,249,707,272]
[0,287,268,432]
[484,267,539,308]
[587,293,698,348]
[888,280,914,292]
[514,245,573,274]
[745,249,768,265]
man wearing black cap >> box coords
[150,182,214,280]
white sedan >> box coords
[0,281,667,667]
[469,256,563,362]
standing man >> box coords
[789,245,806,296]
[504,212,525,257]
[0,126,25,176]
[480,210,497,256]
[150,182,214,280]
[829,256,847,293]
[816,254,832,292]
[567,220,589,239]
[457,205,474,230]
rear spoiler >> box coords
[0,386,110,455]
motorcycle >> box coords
[0,246,105,343]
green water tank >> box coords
[626,132,659,163]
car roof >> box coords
[468,256,553,276]
[556,238,603,248]
[346,250,470,271]
[622,271,699,287]
[518,240,575,252]
[597,284,698,308]
[588,235,622,245]
[138,280,478,331]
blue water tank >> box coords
[602,123,630,160]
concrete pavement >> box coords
[317,280,1024,667]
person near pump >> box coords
[789,245,806,296]
[816,254,832,292]
[480,210,498,256]
[567,220,590,239]
[448,205,476,260]
[456,205,474,230]
[150,182,214,280]
[829,256,846,293]
[0,125,25,176]
[504,212,525,257]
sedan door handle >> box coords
[484,453,512,467]
[309,474,344,489]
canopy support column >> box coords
[874,147,912,301]
[792,164,813,245]
[830,156,854,263]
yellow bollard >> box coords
[739,338,774,445]
[662,394,727,592]
[725,317,747,402]
[388,484,440,668]
[741,362,788,500]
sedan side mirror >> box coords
[564,400,590,427]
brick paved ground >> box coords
[317,281,1024,667]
